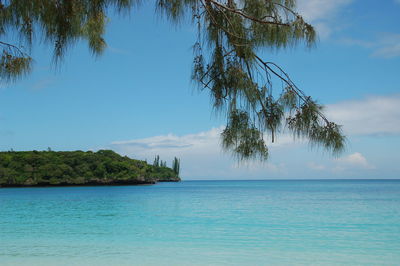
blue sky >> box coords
[1,0,399,179]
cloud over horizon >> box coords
[326,94,400,136]
[297,0,353,38]
[307,152,376,174]
[334,152,375,170]
[110,127,297,180]
[341,34,400,59]
[108,94,399,179]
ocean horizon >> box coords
[1,179,400,265]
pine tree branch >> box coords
[200,0,247,40]
[273,2,300,18]
[0,41,26,56]
[254,55,330,124]
[207,0,291,27]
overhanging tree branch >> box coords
[0,0,345,159]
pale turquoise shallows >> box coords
[1,180,400,265]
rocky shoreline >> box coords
[0,178,181,188]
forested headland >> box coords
[0,150,180,187]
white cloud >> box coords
[31,78,55,91]
[110,127,295,180]
[309,153,375,173]
[231,160,287,174]
[111,126,223,156]
[296,0,353,38]
[297,0,352,21]
[108,94,400,179]
[334,152,375,171]
[326,94,400,136]
[341,33,400,59]
[312,23,332,40]
[110,127,222,179]
[308,162,326,171]
[339,38,374,48]
[107,45,132,56]
[372,34,400,58]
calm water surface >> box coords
[1,180,400,265]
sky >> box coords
[1,0,399,180]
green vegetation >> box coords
[153,155,167,168]
[172,157,180,177]
[0,0,345,161]
[0,150,180,187]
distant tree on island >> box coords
[172,157,180,177]
[0,0,345,161]
[153,155,160,167]
[153,155,173,169]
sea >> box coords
[1,180,399,265]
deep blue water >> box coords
[1,180,400,265]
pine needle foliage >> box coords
[171,0,344,160]
[1,0,345,160]
[0,0,135,81]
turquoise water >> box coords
[1,180,400,265]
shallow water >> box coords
[1,180,400,265]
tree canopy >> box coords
[0,150,180,186]
[0,0,345,160]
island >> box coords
[0,150,180,187]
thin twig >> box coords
[255,55,330,124]
[208,0,290,27]
[0,41,26,56]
